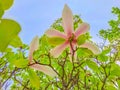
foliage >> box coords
[99,7,120,43]
[0,0,21,52]
[0,1,120,90]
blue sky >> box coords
[4,0,120,44]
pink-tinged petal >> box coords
[75,23,90,38]
[62,4,73,35]
[28,36,39,63]
[50,41,69,58]
[30,64,57,77]
[80,42,101,54]
[45,29,66,39]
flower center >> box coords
[68,33,75,42]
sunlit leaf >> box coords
[6,52,16,62]
[4,48,12,52]
[97,54,108,62]
[117,80,120,89]
[110,63,120,76]
[0,8,4,18]
[86,59,99,72]
[102,48,111,55]
[10,36,23,48]
[0,19,21,52]
[77,48,93,57]
[28,69,40,89]
[0,0,14,10]
[47,37,65,46]
[13,59,28,68]
[77,34,86,45]
[6,51,28,68]
[106,85,116,90]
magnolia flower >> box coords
[28,36,57,77]
[45,4,100,58]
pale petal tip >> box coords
[50,49,59,58]
[45,30,49,36]
[35,35,39,39]
[93,47,101,55]
[63,4,71,13]
[44,29,54,37]
[32,36,39,43]
[64,4,69,9]
[82,23,90,31]
[90,43,101,55]
[91,46,101,55]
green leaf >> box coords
[47,37,65,46]
[10,36,23,48]
[102,48,111,55]
[6,52,16,62]
[13,59,28,68]
[77,34,86,45]
[77,48,93,57]
[97,54,108,62]
[86,60,99,72]
[110,63,120,76]
[4,47,12,52]
[106,85,116,90]
[0,9,4,18]
[0,0,14,10]
[111,69,120,76]
[28,69,40,89]
[0,19,21,52]
[117,80,120,89]
[13,51,28,68]
[6,51,28,68]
